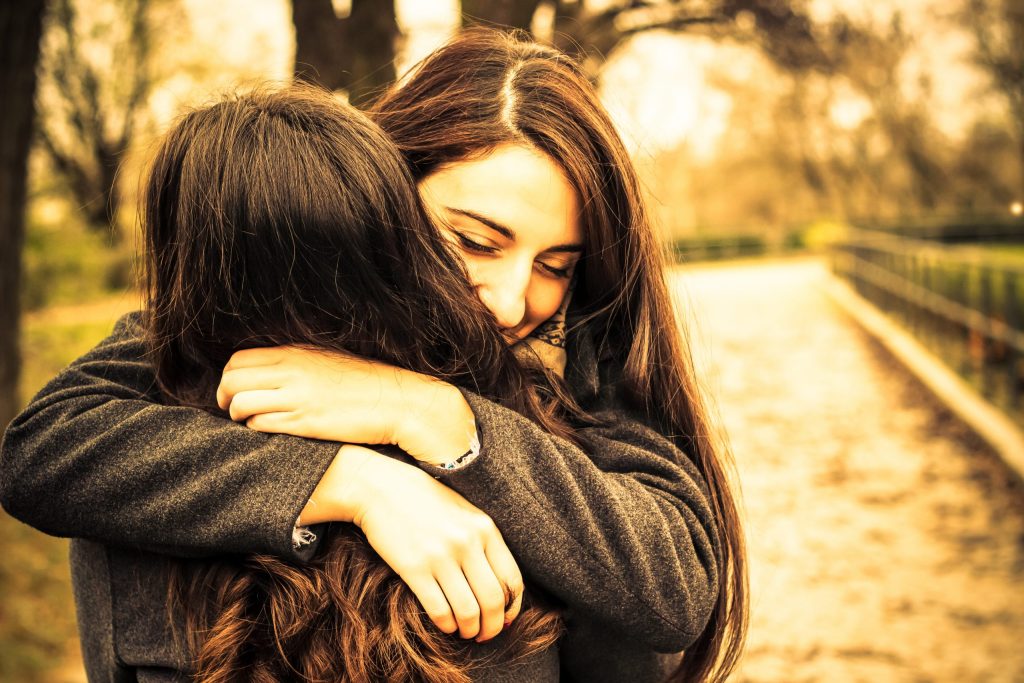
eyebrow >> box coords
[446,207,584,254]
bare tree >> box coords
[462,0,542,32]
[461,0,831,79]
[0,0,45,427]
[964,0,1024,197]
[828,14,950,212]
[35,0,153,239]
[291,0,398,107]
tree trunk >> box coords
[1015,94,1024,201]
[291,0,397,108]
[97,141,123,241]
[292,0,348,91]
[461,0,542,32]
[0,0,45,428]
[1018,131,1024,202]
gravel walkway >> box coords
[674,257,1024,683]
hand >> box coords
[304,444,524,641]
[216,346,476,464]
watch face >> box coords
[443,427,481,470]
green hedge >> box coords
[22,216,134,312]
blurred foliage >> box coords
[24,0,1024,283]
[34,0,164,239]
[961,0,1024,197]
[801,220,848,251]
[2,315,126,683]
[0,515,78,683]
[19,316,126,401]
[22,201,134,312]
[988,244,1024,260]
[647,7,1022,240]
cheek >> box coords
[527,278,570,323]
[458,255,485,289]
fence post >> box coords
[979,265,992,398]
[922,254,934,350]
[832,233,1023,430]
[1007,272,1020,413]
[957,262,970,376]
[909,252,920,335]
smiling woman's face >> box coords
[417,144,583,342]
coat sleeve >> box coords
[2,312,721,650]
[422,384,721,654]
[0,313,339,559]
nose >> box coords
[476,264,530,331]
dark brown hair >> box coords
[371,28,748,682]
[143,85,561,682]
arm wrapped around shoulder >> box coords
[0,313,339,559]
[422,391,721,653]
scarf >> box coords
[511,278,574,378]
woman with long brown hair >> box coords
[2,28,747,682]
[144,85,563,682]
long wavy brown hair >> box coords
[370,28,749,683]
[142,86,561,682]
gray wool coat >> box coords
[1,313,720,682]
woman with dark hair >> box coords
[141,85,562,682]
[1,29,747,683]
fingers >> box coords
[222,390,293,422]
[223,346,287,371]
[434,563,483,640]
[393,561,501,642]
[244,412,297,434]
[402,574,459,635]
[217,367,286,411]
[351,468,523,644]
[485,538,525,625]
[225,345,358,374]
[462,550,510,642]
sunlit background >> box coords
[1,0,1022,681]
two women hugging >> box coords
[1,28,747,683]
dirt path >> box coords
[675,257,1024,682]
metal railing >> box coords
[669,230,807,263]
[832,230,1024,424]
[671,235,768,262]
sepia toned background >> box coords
[1,1,1022,681]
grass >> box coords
[980,244,1024,261]
[1,298,133,683]
[0,513,81,683]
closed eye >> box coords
[538,262,572,279]
[454,232,499,254]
